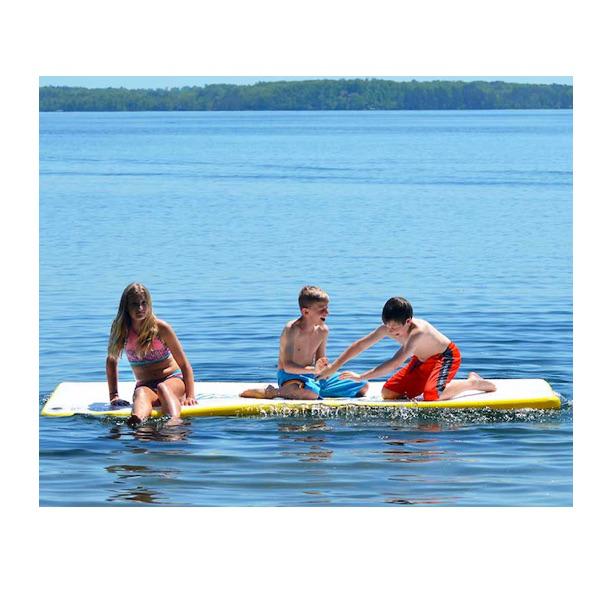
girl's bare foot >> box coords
[468,372,496,392]
[164,417,184,427]
[127,415,142,428]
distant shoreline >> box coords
[39,79,573,112]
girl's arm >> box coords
[106,355,129,405]
[158,321,196,405]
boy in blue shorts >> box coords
[240,286,368,400]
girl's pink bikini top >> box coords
[125,328,171,366]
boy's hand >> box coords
[315,357,329,371]
[181,396,198,406]
[314,357,330,379]
[339,371,363,382]
[315,366,334,379]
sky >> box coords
[39,75,573,89]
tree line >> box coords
[39,79,573,111]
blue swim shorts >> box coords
[276,369,365,398]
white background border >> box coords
[3,0,593,597]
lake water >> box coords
[39,110,572,506]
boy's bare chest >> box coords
[292,330,323,352]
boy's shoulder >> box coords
[283,318,300,330]
[281,318,301,336]
[409,318,447,342]
[411,317,430,329]
[281,318,329,335]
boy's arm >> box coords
[342,333,418,381]
[314,330,329,371]
[356,347,409,380]
[316,326,387,379]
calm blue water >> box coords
[39,110,572,506]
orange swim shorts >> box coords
[383,342,461,401]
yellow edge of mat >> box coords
[40,385,75,417]
[41,394,561,417]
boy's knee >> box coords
[381,386,400,400]
[294,387,318,400]
[423,387,440,401]
[280,382,319,400]
[357,383,369,397]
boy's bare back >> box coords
[387,317,451,362]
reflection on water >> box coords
[278,420,334,463]
[381,448,446,463]
[105,464,177,505]
[378,425,453,504]
[380,428,447,463]
[105,422,191,443]
[132,422,191,443]
[105,464,150,478]
[277,421,331,433]
[101,423,192,505]
[107,486,166,505]
[280,449,334,463]
[39,410,572,506]
[384,497,452,505]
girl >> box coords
[106,283,196,427]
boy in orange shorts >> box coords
[317,296,496,401]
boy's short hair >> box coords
[381,297,413,324]
[298,285,329,309]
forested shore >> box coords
[39,79,572,111]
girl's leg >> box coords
[156,377,185,425]
[129,386,158,426]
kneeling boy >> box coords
[317,296,496,401]
[240,286,368,400]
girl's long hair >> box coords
[107,283,159,359]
